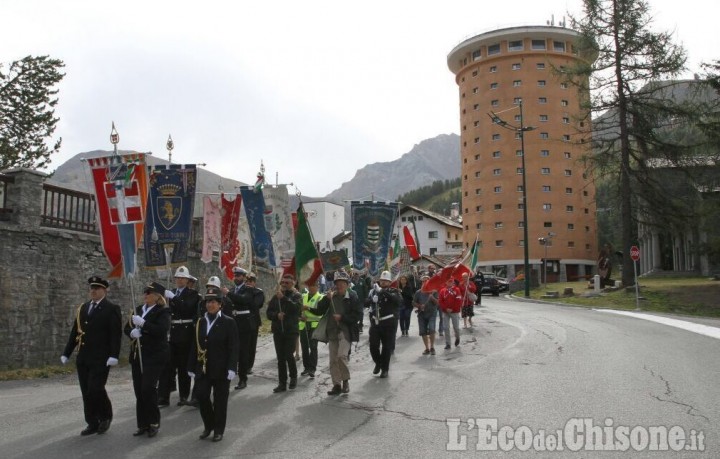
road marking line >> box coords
[595,309,720,340]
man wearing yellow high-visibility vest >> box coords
[299,278,325,378]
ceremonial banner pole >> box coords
[110,123,144,373]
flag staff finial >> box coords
[110,122,119,156]
[166,134,174,163]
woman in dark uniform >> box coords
[188,287,239,442]
[124,281,171,438]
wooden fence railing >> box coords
[0,174,13,221]
[40,183,97,233]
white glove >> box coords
[106,357,118,367]
[227,370,236,381]
[164,289,175,299]
[372,295,379,303]
[188,371,196,378]
[131,315,145,327]
[130,328,142,339]
[60,356,68,365]
[373,283,381,293]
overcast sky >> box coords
[2,0,717,196]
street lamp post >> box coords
[489,99,535,297]
[538,232,555,288]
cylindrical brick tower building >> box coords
[448,25,598,283]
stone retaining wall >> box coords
[0,169,275,370]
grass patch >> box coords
[523,277,720,317]
[0,364,75,381]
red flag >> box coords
[421,262,471,293]
[403,225,421,261]
[220,193,242,280]
[88,154,148,279]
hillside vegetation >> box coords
[397,178,461,215]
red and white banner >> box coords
[88,153,148,279]
[220,194,242,280]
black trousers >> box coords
[131,359,163,429]
[399,307,412,333]
[159,340,193,401]
[369,320,397,372]
[235,319,252,382]
[76,361,112,427]
[195,376,230,435]
[248,326,259,369]
[272,333,298,384]
[300,325,318,372]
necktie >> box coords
[88,302,96,316]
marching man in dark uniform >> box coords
[188,287,239,442]
[224,271,265,390]
[267,273,301,393]
[159,266,200,407]
[246,273,265,375]
[61,276,122,436]
[124,281,171,438]
[368,270,402,378]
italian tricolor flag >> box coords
[293,203,324,286]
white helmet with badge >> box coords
[174,266,192,279]
[206,276,222,288]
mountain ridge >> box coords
[45,133,461,221]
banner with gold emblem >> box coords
[144,164,197,267]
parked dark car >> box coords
[480,272,501,296]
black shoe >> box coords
[300,370,309,376]
[158,399,169,408]
[186,398,199,407]
[132,428,148,436]
[147,425,159,437]
[430,347,436,355]
[422,349,431,355]
[199,429,212,440]
[327,384,342,395]
[444,344,451,350]
[308,371,315,378]
[455,337,460,347]
[288,378,297,389]
[273,384,287,393]
[373,364,381,375]
[97,419,111,434]
[81,425,98,436]
[235,381,247,390]
[342,380,350,393]
[177,398,188,406]
[212,434,223,442]
[379,370,388,378]
[246,369,253,375]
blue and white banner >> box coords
[262,185,295,270]
[144,164,196,267]
[351,201,397,276]
[240,186,277,268]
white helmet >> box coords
[379,270,392,282]
[174,266,192,279]
[206,276,221,288]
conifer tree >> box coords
[0,56,65,170]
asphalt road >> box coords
[1,296,718,458]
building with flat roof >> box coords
[447,25,598,281]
